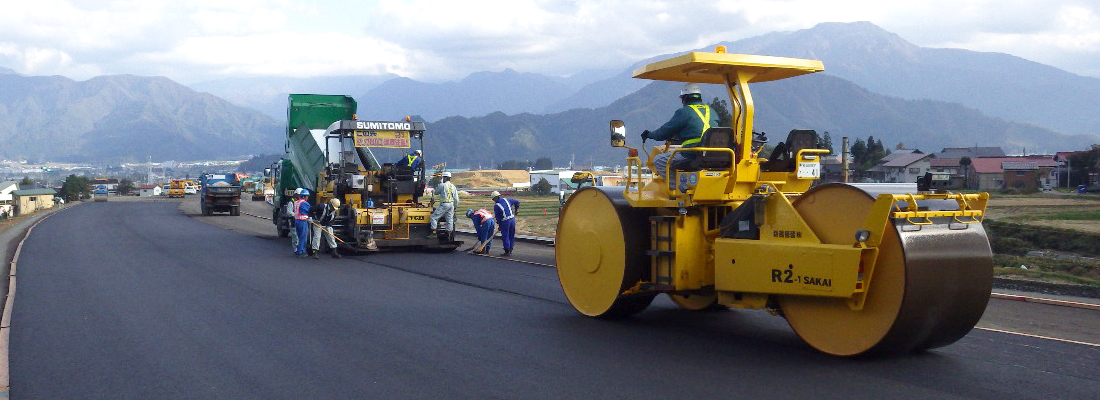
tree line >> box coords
[498,157,553,170]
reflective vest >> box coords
[403,155,419,167]
[438,182,456,202]
[293,199,309,220]
[495,198,515,221]
[473,209,493,225]
[680,104,712,147]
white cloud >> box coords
[133,32,409,78]
[0,0,1098,82]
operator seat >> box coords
[761,129,820,172]
[670,127,735,172]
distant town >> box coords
[1,142,1098,220]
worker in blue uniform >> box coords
[466,209,496,254]
[641,83,720,188]
[392,149,422,181]
[293,189,312,257]
[397,149,422,169]
[491,191,520,256]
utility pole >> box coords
[1067,157,1071,188]
[842,136,850,183]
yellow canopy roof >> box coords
[632,52,824,84]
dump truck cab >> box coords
[199,173,241,216]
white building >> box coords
[881,153,933,183]
[138,185,163,197]
[0,180,17,216]
[529,170,581,193]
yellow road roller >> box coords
[556,47,993,357]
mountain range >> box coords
[0,71,282,163]
[1,22,1097,166]
[422,74,1080,169]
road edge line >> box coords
[990,292,1100,311]
[0,204,72,396]
[975,326,1100,347]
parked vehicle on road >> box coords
[199,173,241,216]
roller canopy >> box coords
[632,52,824,84]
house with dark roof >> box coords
[938,147,1006,159]
[880,152,932,184]
[1054,149,1100,188]
[967,157,1058,191]
[927,158,966,189]
[879,149,923,164]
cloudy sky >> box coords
[2,0,1098,84]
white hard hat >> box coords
[680,83,702,96]
[442,172,452,178]
[330,198,341,208]
[414,149,422,156]
[491,191,501,198]
[293,188,303,195]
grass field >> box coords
[452,192,560,237]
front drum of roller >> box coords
[780,184,993,356]
[556,186,655,318]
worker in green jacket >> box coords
[641,83,721,187]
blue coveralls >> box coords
[293,198,312,255]
[470,209,496,251]
[493,197,520,251]
[398,153,422,170]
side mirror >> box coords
[610,120,626,147]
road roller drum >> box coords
[556,186,655,317]
[781,184,992,356]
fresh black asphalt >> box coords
[9,202,1100,399]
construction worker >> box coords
[392,149,422,181]
[428,171,459,238]
[641,82,720,186]
[465,209,495,254]
[311,197,342,258]
[397,149,423,169]
[491,191,520,256]
[292,189,312,257]
[285,188,302,251]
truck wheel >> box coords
[276,215,289,238]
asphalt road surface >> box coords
[9,200,1100,399]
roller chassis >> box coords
[556,49,995,357]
